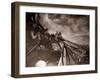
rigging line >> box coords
[64,40,87,50]
[68,46,85,57]
[64,45,70,65]
[68,44,87,58]
[57,42,64,65]
[26,40,40,56]
[63,41,83,53]
[64,40,79,48]
[61,45,64,65]
[68,47,79,64]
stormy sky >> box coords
[39,13,89,45]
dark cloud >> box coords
[39,13,89,45]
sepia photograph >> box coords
[11,2,97,77]
[26,13,89,67]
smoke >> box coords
[39,13,89,45]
